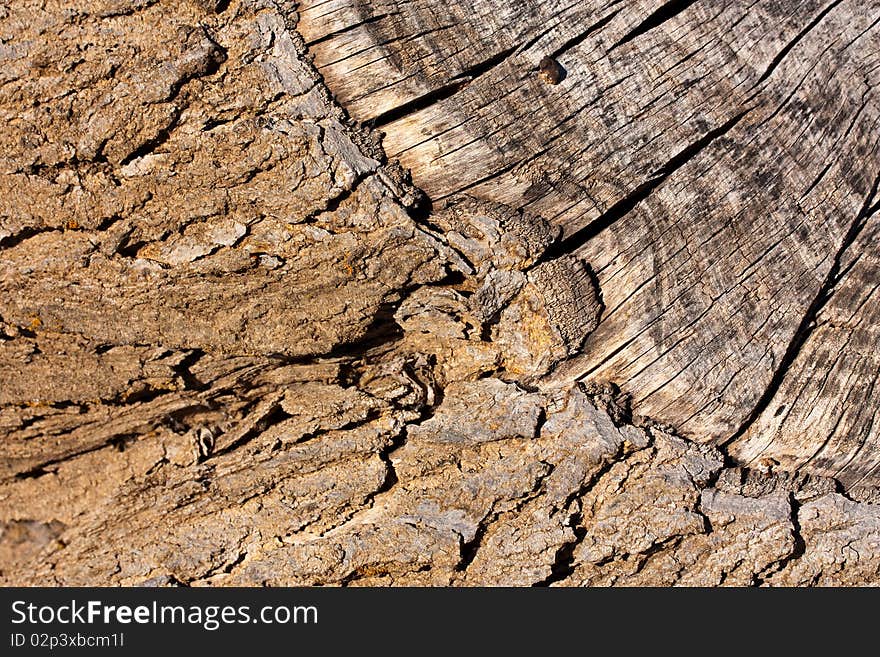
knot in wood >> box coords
[538,56,564,85]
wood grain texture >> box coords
[300,0,880,483]
[4,0,880,587]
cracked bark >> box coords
[3,0,880,586]
[301,0,880,483]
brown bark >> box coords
[2,0,879,586]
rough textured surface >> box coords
[300,0,880,487]
[2,0,880,586]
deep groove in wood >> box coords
[544,109,750,258]
[723,170,880,450]
[364,45,520,128]
[610,0,700,51]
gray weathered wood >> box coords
[3,0,880,586]
[300,0,880,485]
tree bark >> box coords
[1,0,879,586]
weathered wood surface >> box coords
[300,0,880,487]
[1,0,880,586]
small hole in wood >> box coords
[538,56,566,85]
